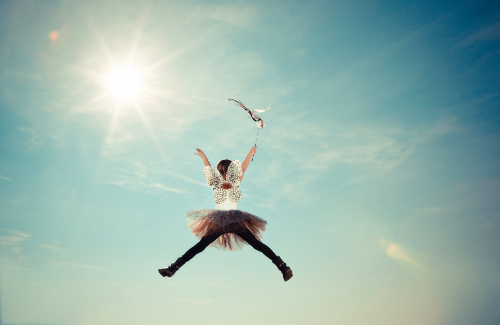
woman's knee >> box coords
[239,232,263,248]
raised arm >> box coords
[240,146,257,182]
[195,148,211,167]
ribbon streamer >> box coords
[228,98,270,129]
[228,97,270,161]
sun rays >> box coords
[77,19,177,160]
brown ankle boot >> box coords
[158,257,184,277]
[272,256,293,282]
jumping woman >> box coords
[158,146,293,282]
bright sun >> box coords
[105,65,143,101]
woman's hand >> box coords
[195,148,211,167]
[248,146,257,157]
[195,148,207,159]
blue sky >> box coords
[1,0,499,324]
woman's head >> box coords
[217,159,232,179]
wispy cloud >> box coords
[269,115,459,176]
[232,303,267,311]
[3,265,29,271]
[148,182,185,193]
[0,229,31,255]
[161,283,182,287]
[40,244,62,252]
[103,155,209,196]
[107,169,187,195]
[459,21,500,48]
[46,261,105,270]
[103,282,149,289]
[0,229,31,240]
[208,4,260,29]
[167,297,213,305]
[204,281,226,287]
[40,241,64,255]
[255,115,461,207]
[126,159,206,186]
[256,202,276,209]
[413,206,450,216]
[24,282,47,287]
[0,174,12,181]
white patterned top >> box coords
[203,160,243,210]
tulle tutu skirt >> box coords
[185,209,267,251]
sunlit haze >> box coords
[1,1,499,325]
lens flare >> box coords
[379,238,424,271]
[49,30,59,42]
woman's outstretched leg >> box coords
[237,231,279,260]
[159,232,221,277]
[181,232,221,262]
[237,231,293,282]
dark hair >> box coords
[217,159,232,178]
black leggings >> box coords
[182,231,278,263]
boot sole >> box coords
[158,269,173,277]
[284,269,293,282]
